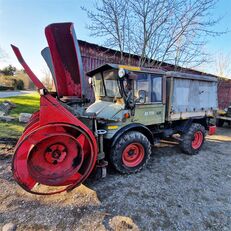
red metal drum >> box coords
[11,26,98,195]
[13,123,97,195]
[12,95,98,195]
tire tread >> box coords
[180,123,205,155]
[110,131,151,174]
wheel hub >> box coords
[27,134,83,186]
[192,131,203,149]
[45,143,67,164]
[122,143,145,167]
[128,149,135,156]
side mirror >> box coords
[137,90,146,104]
[118,68,126,78]
[88,77,93,85]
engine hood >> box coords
[86,101,124,121]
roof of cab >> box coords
[87,63,217,82]
[86,63,165,77]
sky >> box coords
[0,0,231,78]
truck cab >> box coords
[86,64,166,136]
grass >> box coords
[0,92,40,139]
[0,121,25,139]
[0,92,40,117]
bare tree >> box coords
[41,67,53,90]
[215,52,231,79]
[82,0,130,62]
[83,0,225,69]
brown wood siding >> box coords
[218,80,231,109]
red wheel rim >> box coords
[27,134,84,186]
[192,131,203,149]
[122,143,145,167]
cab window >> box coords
[93,73,105,97]
[134,73,149,102]
[134,73,162,103]
[151,75,162,102]
[103,70,121,97]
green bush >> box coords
[0,85,14,91]
[16,79,24,90]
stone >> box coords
[2,223,17,231]
[109,216,139,231]
[0,116,16,122]
[19,113,32,123]
[4,100,16,108]
[0,101,16,116]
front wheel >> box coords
[110,131,151,174]
[180,123,205,155]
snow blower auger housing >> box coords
[12,23,217,195]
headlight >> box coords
[118,68,125,78]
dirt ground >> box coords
[0,127,231,231]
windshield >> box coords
[93,73,105,97]
[93,70,121,98]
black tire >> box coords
[110,131,151,174]
[216,119,224,127]
[180,123,205,155]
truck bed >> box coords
[165,71,218,121]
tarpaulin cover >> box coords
[171,78,217,113]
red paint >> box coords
[11,28,98,194]
[12,94,98,195]
[208,126,216,136]
[28,133,84,186]
[192,131,203,149]
[11,45,45,90]
[44,143,67,164]
[122,143,145,167]
[45,23,85,98]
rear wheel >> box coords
[180,123,205,155]
[110,131,151,174]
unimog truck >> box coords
[11,23,217,195]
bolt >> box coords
[52,150,61,159]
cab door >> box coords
[132,73,165,125]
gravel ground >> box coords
[0,127,231,231]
